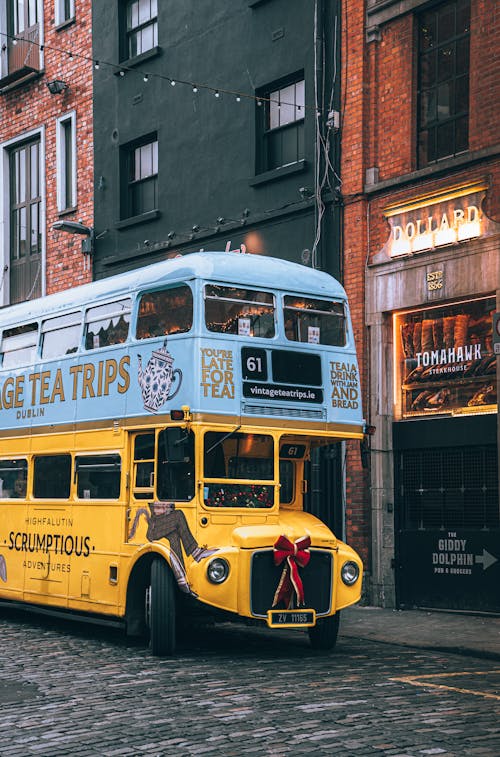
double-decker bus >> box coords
[0,250,365,655]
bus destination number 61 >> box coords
[242,347,268,381]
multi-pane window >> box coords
[84,299,132,350]
[11,0,38,35]
[126,138,158,218]
[417,0,470,166]
[132,433,155,499]
[284,296,346,346]
[258,77,305,172]
[56,112,76,212]
[205,286,275,338]
[9,138,42,302]
[4,0,40,83]
[0,459,28,498]
[33,455,71,499]
[75,455,121,500]
[126,0,158,59]
[136,285,193,339]
[55,0,75,26]
[41,312,81,358]
[0,323,38,367]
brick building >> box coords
[0,0,93,305]
[342,0,499,611]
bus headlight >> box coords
[207,558,230,584]
[341,560,360,586]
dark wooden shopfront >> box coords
[394,415,499,614]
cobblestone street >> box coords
[0,610,498,756]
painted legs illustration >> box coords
[128,503,217,595]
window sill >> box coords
[249,160,307,187]
[115,209,161,229]
[116,47,162,73]
[55,17,76,32]
[364,144,500,195]
[58,206,78,217]
[0,69,42,93]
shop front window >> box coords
[394,297,496,419]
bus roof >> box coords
[0,251,347,327]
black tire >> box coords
[149,557,177,656]
[308,612,340,651]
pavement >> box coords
[340,604,500,660]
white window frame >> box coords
[56,110,77,212]
[0,0,45,81]
[0,126,46,307]
[55,0,75,26]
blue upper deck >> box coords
[1,251,347,327]
[0,252,364,436]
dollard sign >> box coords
[381,181,496,258]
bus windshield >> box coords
[203,431,275,508]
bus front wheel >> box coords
[308,612,340,651]
[149,557,177,656]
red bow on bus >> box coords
[272,534,311,609]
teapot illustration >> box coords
[137,339,182,413]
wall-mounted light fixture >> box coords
[52,220,94,257]
[46,79,68,95]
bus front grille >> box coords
[242,403,326,420]
[250,548,332,617]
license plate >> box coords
[267,609,316,627]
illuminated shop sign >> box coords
[382,181,493,258]
[394,297,497,419]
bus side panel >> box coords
[0,499,28,602]
[67,501,121,614]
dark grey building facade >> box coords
[91,0,342,281]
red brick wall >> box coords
[340,0,500,581]
[469,0,500,152]
[1,0,93,295]
[340,0,372,572]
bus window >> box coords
[41,312,82,358]
[136,285,193,339]
[203,432,274,508]
[284,296,346,346]
[133,433,155,499]
[0,459,28,498]
[84,299,131,350]
[279,460,294,504]
[1,324,38,368]
[157,428,195,501]
[34,455,71,499]
[76,455,121,499]
[205,285,275,338]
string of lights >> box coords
[0,30,323,115]
[138,195,316,252]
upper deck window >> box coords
[84,299,132,350]
[284,296,346,346]
[136,285,193,340]
[0,323,38,368]
[205,285,275,338]
[41,312,82,358]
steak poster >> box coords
[395,297,496,418]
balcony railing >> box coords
[1,25,40,87]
